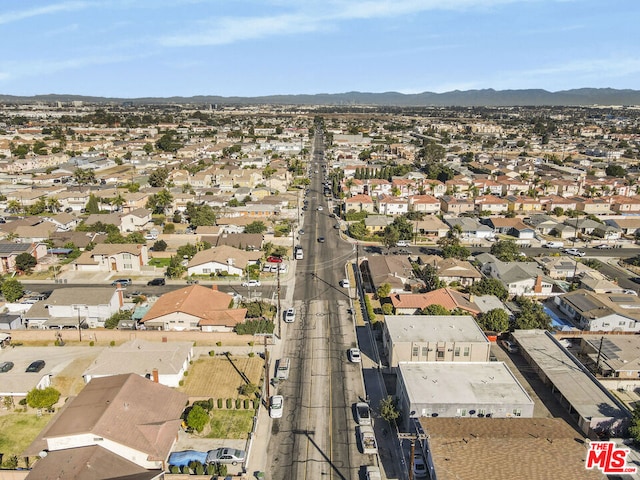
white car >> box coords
[241,280,261,287]
[284,308,295,323]
[563,248,585,257]
[270,395,283,418]
[595,244,613,249]
[348,348,361,363]
[317,206,323,211]
[340,279,350,288]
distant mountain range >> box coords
[2,88,640,107]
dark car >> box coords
[318,237,325,243]
[0,361,14,373]
[26,360,45,372]
[147,278,166,286]
[631,277,640,285]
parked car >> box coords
[26,360,45,372]
[186,278,199,284]
[299,229,305,235]
[284,308,295,323]
[267,255,283,263]
[340,279,350,288]
[111,278,132,286]
[631,277,640,285]
[348,348,361,363]
[318,236,325,243]
[147,278,166,286]
[543,241,564,249]
[413,454,428,478]
[206,447,246,465]
[355,402,371,425]
[595,244,613,249]
[365,466,382,480]
[317,206,323,211]
[270,395,283,419]
[563,248,585,257]
[0,361,14,373]
[501,339,519,353]
[242,279,261,287]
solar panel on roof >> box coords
[0,243,30,253]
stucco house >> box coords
[73,244,149,273]
[186,245,262,277]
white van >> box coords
[396,240,409,247]
[543,241,564,249]
[295,247,303,260]
[276,358,290,380]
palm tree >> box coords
[46,197,61,213]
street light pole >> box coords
[72,304,86,342]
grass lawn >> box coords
[207,410,254,439]
[0,414,53,466]
[149,257,171,267]
[180,356,264,399]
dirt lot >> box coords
[179,355,264,399]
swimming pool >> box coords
[543,305,574,329]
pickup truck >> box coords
[358,425,378,454]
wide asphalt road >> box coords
[266,132,371,480]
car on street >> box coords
[340,279,350,288]
[334,224,340,229]
[26,360,45,372]
[563,248,585,257]
[365,466,382,480]
[317,206,323,211]
[413,454,428,478]
[284,308,295,323]
[299,229,305,235]
[206,447,246,465]
[318,236,325,243]
[147,278,166,286]
[595,244,613,249]
[111,278,132,286]
[348,348,361,363]
[0,361,14,373]
[631,277,640,285]
[242,279,261,287]
[355,402,371,425]
[270,395,283,418]
[501,339,519,353]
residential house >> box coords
[506,195,544,213]
[611,195,640,214]
[73,244,149,273]
[23,373,187,479]
[186,245,262,277]
[377,195,409,215]
[140,285,247,332]
[474,195,509,214]
[524,214,560,235]
[389,288,481,315]
[439,195,475,215]
[0,242,48,274]
[477,253,555,297]
[556,289,640,332]
[408,194,441,214]
[605,217,640,236]
[82,339,193,387]
[363,255,414,294]
[24,287,122,329]
[575,197,612,215]
[43,212,80,232]
[417,255,482,286]
[579,335,640,379]
[364,215,394,233]
[344,194,376,214]
[413,217,449,240]
[443,217,494,240]
[215,233,263,251]
[540,194,578,213]
[535,255,588,280]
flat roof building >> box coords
[382,315,490,367]
[396,361,534,430]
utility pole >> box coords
[277,267,282,339]
[264,335,270,402]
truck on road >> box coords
[358,425,378,454]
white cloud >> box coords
[0,1,90,25]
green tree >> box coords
[477,308,509,332]
[153,240,168,251]
[348,221,368,239]
[420,264,446,291]
[468,278,508,301]
[422,304,451,315]
[185,203,217,226]
[377,283,392,299]
[104,310,133,329]
[383,226,400,252]
[146,189,173,215]
[605,164,627,178]
[552,207,564,217]
[391,215,414,240]
[244,221,267,234]
[490,240,520,262]
[629,405,640,445]
[166,255,186,278]
[26,387,60,410]
[85,194,100,214]
[148,167,169,187]
[441,243,470,261]
[186,404,209,433]
[379,395,400,424]
[1,279,24,302]
[155,131,183,153]
[512,296,551,330]
[15,253,37,274]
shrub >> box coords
[235,399,242,409]
[195,463,205,475]
[170,465,180,474]
[216,341,222,347]
[209,350,215,356]
[183,370,189,376]
[248,341,254,346]
[89,341,95,347]
[217,398,223,409]
[110,340,116,347]
[226,398,232,409]
[248,352,255,357]
[244,399,250,409]
[179,380,184,386]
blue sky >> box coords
[1,0,638,98]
